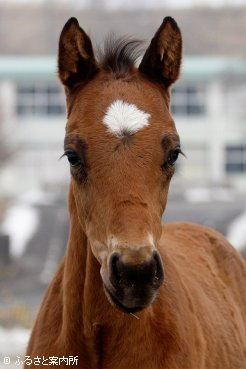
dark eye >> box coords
[166,149,181,167]
[65,151,81,167]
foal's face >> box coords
[59,17,182,313]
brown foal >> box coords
[25,17,246,369]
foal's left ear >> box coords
[139,17,182,88]
[58,17,98,90]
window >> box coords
[17,83,66,117]
[171,85,205,116]
[226,145,246,173]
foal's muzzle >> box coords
[102,250,164,314]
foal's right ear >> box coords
[58,18,98,90]
[139,17,182,89]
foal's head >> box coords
[59,17,182,313]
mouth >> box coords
[103,283,146,314]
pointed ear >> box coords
[58,17,98,90]
[139,17,182,88]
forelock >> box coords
[98,36,144,78]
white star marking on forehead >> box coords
[103,99,151,138]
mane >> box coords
[98,36,144,78]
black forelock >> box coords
[98,36,144,78]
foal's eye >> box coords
[163,148,182,170]
[65,151,81,167]
[167,149,180,167]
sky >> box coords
[0,0,246,8]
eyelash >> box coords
[162,148,185,170]
[61,147,184,176]
[61,150,88,183]
[64,150,81,167]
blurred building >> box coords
[174,57,246,191]
[0,56,68,197]
[0,55,246,196]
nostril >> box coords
[153,252,165,287]
[109,253,122,287]
[109,251,164,290]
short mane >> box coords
[98,36,144,77]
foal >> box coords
[25,17,246,369]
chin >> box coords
[103,282,156,314]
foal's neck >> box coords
[62,187,108,333]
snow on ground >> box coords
[1,203,39,258]
[227,210,246,252]
[19,188,56,206]
[0,327,30,363]
[1,188,55,258]
[0,187,57,258]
